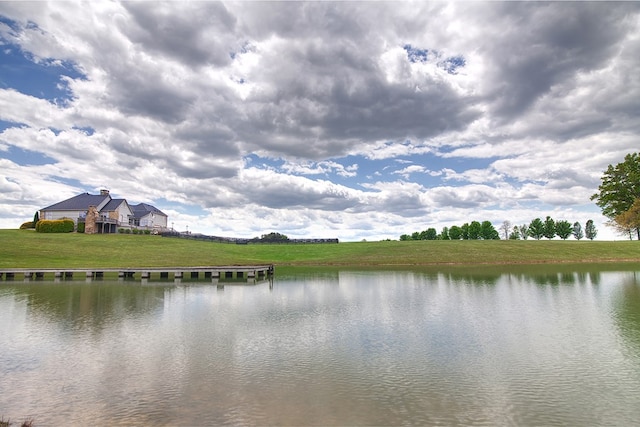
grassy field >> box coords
[1,229,640,268]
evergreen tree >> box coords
[519,224,529,240]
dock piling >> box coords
[0,265,274,283]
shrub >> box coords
[36,219,74,233]
[77,221,85,233]
[144,229,151,235]
[125,229,131,234]
[63,219,75,232]
[118,228,126,233]
[19,221,35,229]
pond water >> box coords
[1,265,640,426]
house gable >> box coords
[100,199,134,224]
[130,203,168,228]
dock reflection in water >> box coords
[1,267,640,425]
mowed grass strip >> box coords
[1,229,639,268]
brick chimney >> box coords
[100,189,110,196]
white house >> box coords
[39,190,168,233]
[130,203,169,230]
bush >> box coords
[19,221,35,229]
[125,229,131,234]
[77,221,85,233]
[118,228,126,234]
[36,219,74,233]
[144,229,151,235]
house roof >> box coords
[101,198,129,212]
[131,203,167,218]
[41,193,110,211]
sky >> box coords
[1,1,639,241]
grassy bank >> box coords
[1,229,640,268]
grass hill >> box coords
[1,229,640,268]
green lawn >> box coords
[1,229,640,268]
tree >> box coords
[608,218,635,240]
[400,234,411,241]
[591,152,640,240]
[424,228,438,240]
[469,221,482,240]
[461,223,470,240]
[519,224,529,240]
[555,220,573,240]
[499,220,511,240]
[528,218,544,240]
[509,226,521,240]
[572,222,584,240]
[440,227,450,240]
[33,211,40,225]
[449,225,462,240]
[543,216,556,239]
[481,221,499,240]
[611,198,640,240]
[260,232,289,242]
[585,219,598,240]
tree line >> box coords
[400,217,597,241]
[501,218,597,240]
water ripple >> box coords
[2,271,640,425]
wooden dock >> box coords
[0,265,274,283]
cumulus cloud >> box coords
[0,2,639,240]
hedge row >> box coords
[36,219,75,233]
[118,228,151,234]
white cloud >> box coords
[0,89,70,128]
[281,160,358,178]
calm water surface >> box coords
[1,266,640,426]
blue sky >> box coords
[1,2,639,240]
